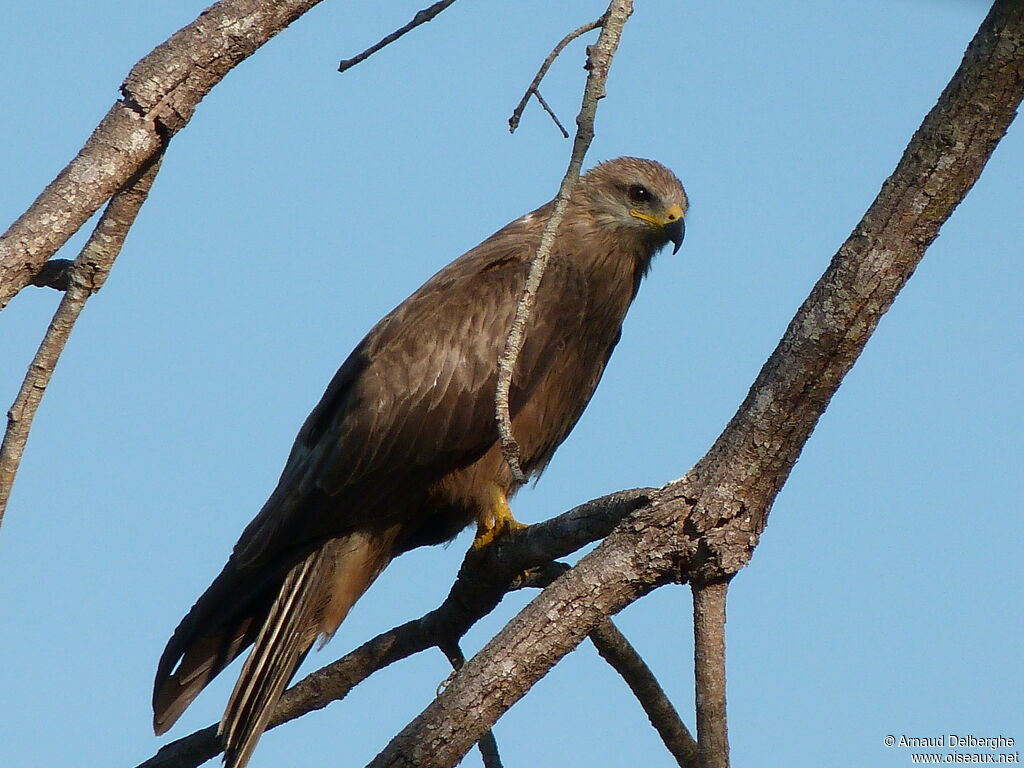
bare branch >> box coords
[0,155,163,527]
[495,0,634,484]
[363,3,1024,763]
[508,15,605,134]
[531,90,570,138]
[692,581,730,768]
[0,0,328,311]
[338,0,460,73]
[590,620,699,768]
[134,488,655,768]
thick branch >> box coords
[692,581,729,768]
[364,3,1024,764]
[135,489,654,768]
[495,0,634,483]
[0,155,163,526]
[0,0,327,310]
[338,0,459,73]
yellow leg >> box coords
[473,485,526,549]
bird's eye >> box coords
[627,184,652,203]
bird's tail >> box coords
[219,532,395,768]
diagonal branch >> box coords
[362,3,1024,765]
[516,562,699,767]
[338,0,460,73]
[0,154,163,526]
[590,619,700,768]
[495,0,634,484]
[508,15,606,135]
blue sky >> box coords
[1,1,1021,767]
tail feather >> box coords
[217,531,396,768]
[153,557,283,736]
[220,550,326,768]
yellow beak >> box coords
[630,203,686,253]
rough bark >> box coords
[692,581,730,768]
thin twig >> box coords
[591,621,700,768]
[439,644,504,768]
[692,581,730,768]
[532,90,569,138]
[338,0,459,73]
[508,15,605,134]
[495,0,633,484]
[0,154,163,527]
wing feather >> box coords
[234,208,588,566]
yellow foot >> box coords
[472,486,527,549]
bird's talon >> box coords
[473,489,526,549]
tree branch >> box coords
[590,619,700,768]
[514,561,698,767]
[362,3,1024,765]
[508,15,606,135]
[0,0,328,311]
[0,154,163,526]
[338,0,460,73]
[495,0,634,484]
[692,581,729,768]
[135,488,655,768]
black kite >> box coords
[153,156,688,767]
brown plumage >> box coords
[152,157,688,767]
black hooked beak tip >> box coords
[665,217,685,254]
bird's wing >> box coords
[233,218,589,565]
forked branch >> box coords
[134,489,655,768]
[508,15,606,135]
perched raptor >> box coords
[153,157,688,767]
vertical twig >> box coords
[495,0,634,483]
[0,154,163,526]
[692,581,730,768]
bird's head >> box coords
[576,157,688,255]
